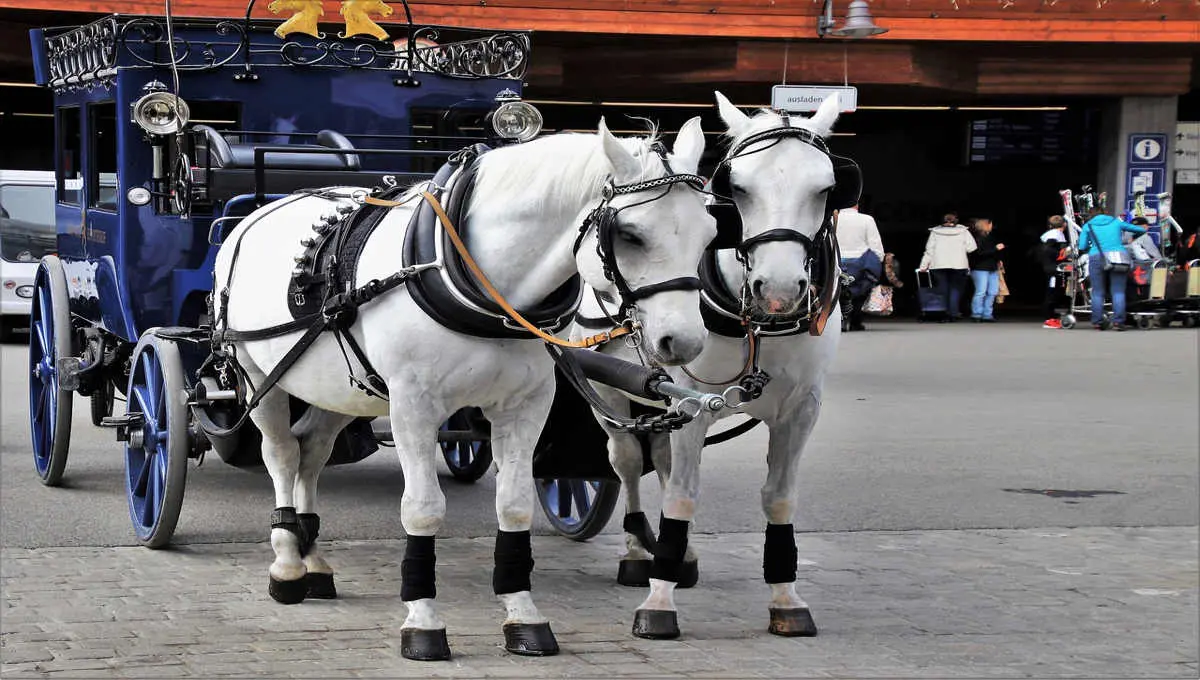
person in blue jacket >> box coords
[1076,207,1147,331]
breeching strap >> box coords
[419,191,630,348]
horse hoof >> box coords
[305,572,337,599]
[400,628,451,661]
[617,559,651,587]
[632,609,680,640]
[768,607,818,637]
[503,622,559,656]
[677,560,699,589]
[268,576,307,605]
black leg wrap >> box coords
[297,513,320,557]
[493,530,534,595]
[768,607,818,637]
[401,535,437,602]
[764,523,798,584]
[400,628,451,661]
[623,512,658,552]
[503,622,560,656]
[271,506,306,546]
[632,609,680,640]
[649,516,689,583]
[305,572,337,599]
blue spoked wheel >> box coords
[536,478,620,541]
[28,256,73,486]
[124,332,189,548]
[439,407,493,483]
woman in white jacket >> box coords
[919,213,977,321]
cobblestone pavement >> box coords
[2,526,1197,678]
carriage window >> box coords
[56,108,82,205]
[89,103,119,211]
[410,107,489,173]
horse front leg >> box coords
[390,398,452,661]
[488,392,560,656]
[631,411,713,640]
[243,376,308,605]
[291,405,356,600]
[761,389,822,637]
[646,432,700,589]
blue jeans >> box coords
[1089,253,1128,324]
[970,270,1000,319]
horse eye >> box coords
[616,229,645,247]
[729,182,747,195]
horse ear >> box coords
[715,90,751,137]
[671,116,705,175]
[598,117,640,181]
[808,93,841,138]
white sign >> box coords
[1177,169,1200,185]
[1175,122,1199,171]
[771,85,858,113]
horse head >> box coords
[714,90,844,318]
[575,117,714,365]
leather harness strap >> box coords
[421,191,631,349]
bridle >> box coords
[572,141,708,327]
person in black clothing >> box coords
[968,218,1004,322]
[1038,215,1069,329]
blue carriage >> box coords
[25,2,619,546]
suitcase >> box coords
[916,270,947,321]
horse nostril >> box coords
[751,278,765,300]
[657,336,675,358]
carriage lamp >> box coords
[132,88,191,136]
[490,91,543,143]
[126,187,152,206]
[817,0,888,38]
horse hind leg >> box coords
[245,378,309,605]
[761,391,822,638]
[291,405,356,599]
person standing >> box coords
[968,217,1003,322]
[836,203,885,331]
[919,213,976,322]
[1038,215,1069,329]
[1077,207,1147,331]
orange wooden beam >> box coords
[4,0,1198,43]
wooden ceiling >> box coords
[0,1,1195,101]
[1,0,1196,42]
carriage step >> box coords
[100,413,144,443]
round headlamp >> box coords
[491,100,543,143]
[132,92,190,136]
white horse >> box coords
[211,118,716,660]
[572,92,848,640]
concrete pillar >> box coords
[1097,96,1178,221]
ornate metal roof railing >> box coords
[40,13,530,91]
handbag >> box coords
[863,284,894,316]
[1103,249,1132,273]
[995,263,1010,304]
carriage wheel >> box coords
[536,478,620,542]
[438,407,494,483]
[124,332,189,548]
[28,256,73,486]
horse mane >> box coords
[464,126,665,222]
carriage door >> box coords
[54,107,84,260]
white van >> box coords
[0,170,57,339]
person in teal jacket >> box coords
[1076,208,1147,330]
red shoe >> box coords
[1042,319,1062,329]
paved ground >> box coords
[3,527,1197,678]
[2,320,1197,677]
